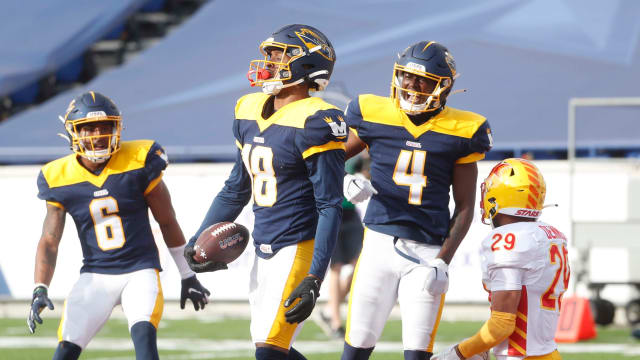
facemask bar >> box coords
[66,116,122,163]
[248,41,305,89]
[391,64,452,114]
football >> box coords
[192,222,250,264]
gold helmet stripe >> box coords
[422,41,436,52]
[89,91,96,102]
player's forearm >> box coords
[190,159,251,244]
[34,239,58,286]
[35,205,65,286]
[345,130,366,160]
[308,204,342,280]
[190,190,249,244]
[305,150,345,279]
[160,220,187,247]
[457,310,516,358]
[437,205,474,264]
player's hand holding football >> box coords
[27,285,54,333]
[184,239,228,273]
[344,173,378,204]
[180,275,210,311]
[432,344,489,360]
[423,258,449,296]
[283,275,321,323]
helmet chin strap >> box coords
[261,78,305,95]
[397,76,446,114]
[399,96,428,115]
[82,149,110,163]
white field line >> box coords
[0,337,639,357]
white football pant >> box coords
[249,239,314,350]
[345,228,445,352]
[57,268,163,349]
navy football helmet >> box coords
[248,24,336,95]
[59,91,122,163]
[391,41,456,114]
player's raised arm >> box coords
[28,202,65,333]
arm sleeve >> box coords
[488,267,525,291]
[143,142,169,194]
[458,311,517,358]
[457,119,493,164]
[37,170,64,209]
[305,149,344,279]
[344,97,368,144]
[482,229,540,271]
[299,109,347,279]
[189,149,252,244]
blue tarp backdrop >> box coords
[1,0,639,163]
[0,0,146,97]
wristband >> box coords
[169,244,196,279]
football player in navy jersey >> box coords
[184,24,345,360]
[29,91,209,360]
[340,41,493,360]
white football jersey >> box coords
[480,221,570,358]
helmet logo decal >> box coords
[86,111,107,118]
[405,62,426,72]
[295,28,334,61]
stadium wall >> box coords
[2,160,639,303]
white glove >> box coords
[422,258,449,296]
[432,345,489,360]
[431,345,462,360]
[344,173,378,204]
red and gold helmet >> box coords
[480,158,546,225]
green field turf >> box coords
[0,316,637,359]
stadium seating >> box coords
[1,1,639,164]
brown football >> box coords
[192,222,250,264]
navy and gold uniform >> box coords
[346,94,492,244]
[192,92,346,348]
[37,140,168,274]
[194,92,347,275]
[343,94,492,354]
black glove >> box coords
[27,285,54,334]
[184,238,228,273]
[180,275,211,311]
[283,276,321,324]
